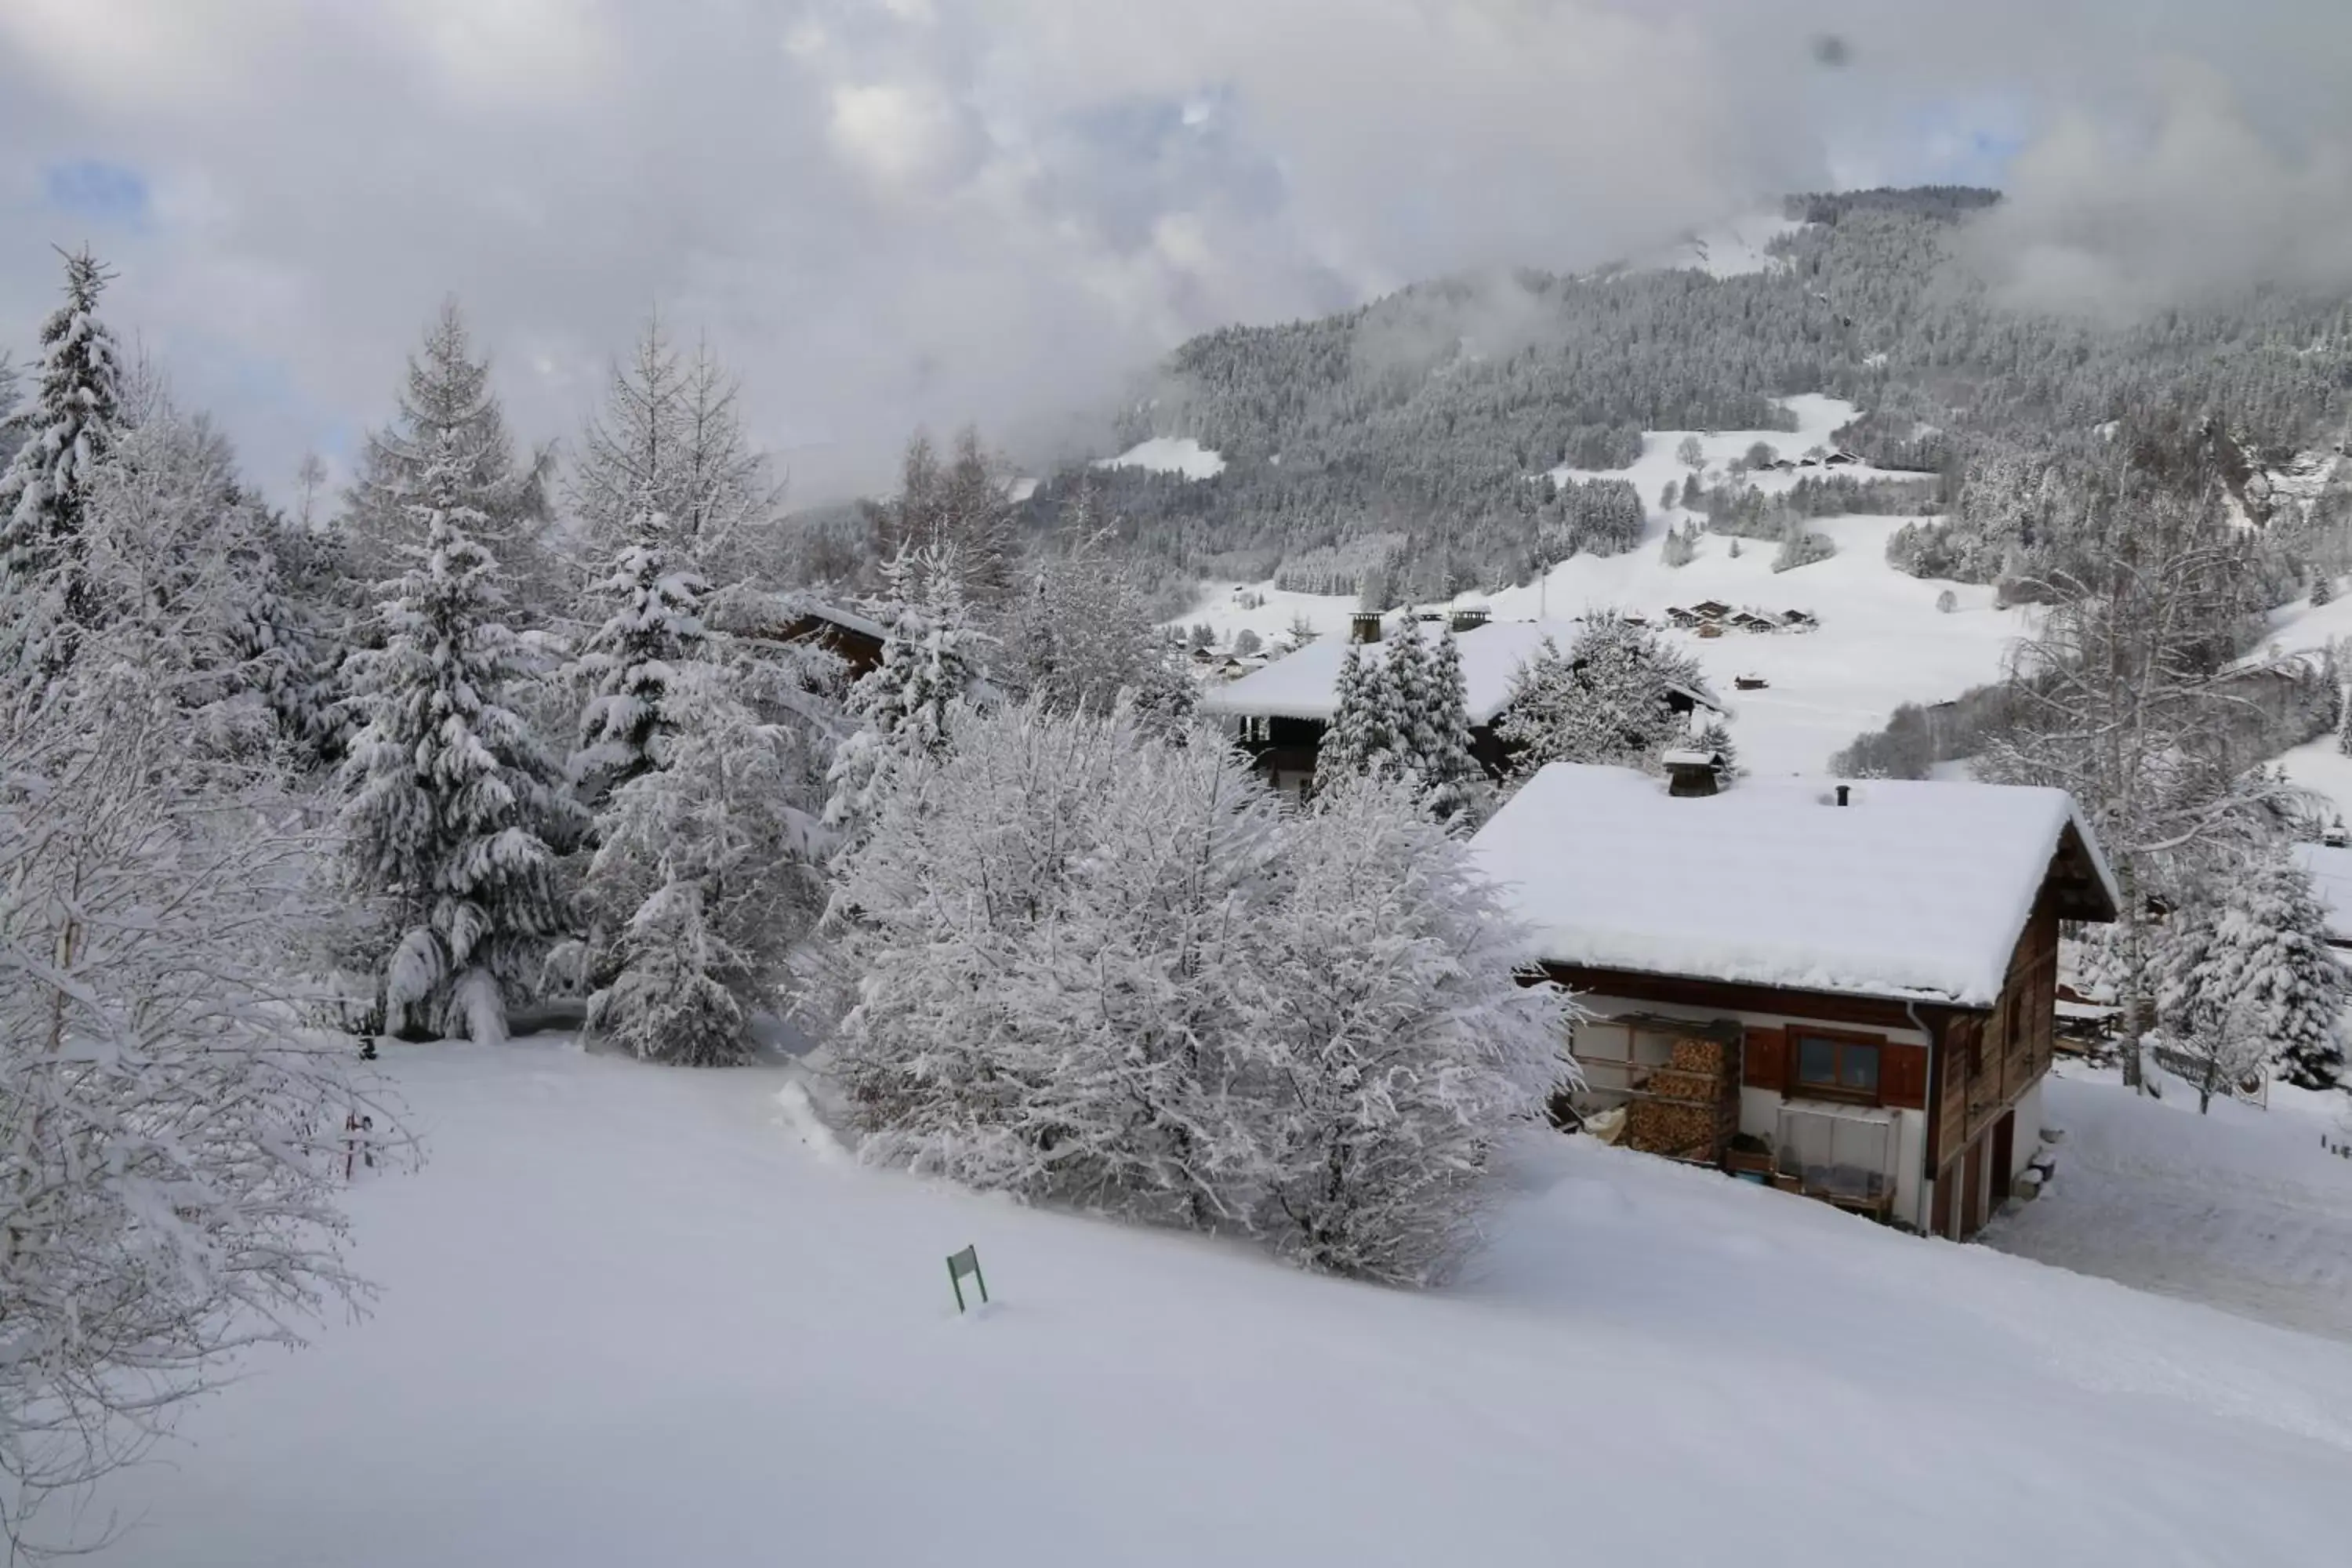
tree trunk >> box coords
[2116,862,2147,1092]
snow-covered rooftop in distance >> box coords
[1096,437,1226,481]
[1200,619,1719,727]
[2290,842,2352,946]
[1472,764,2120,1008]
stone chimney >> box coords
[1350,612,1384,644]
[1661,749,1722,798]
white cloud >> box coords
[826,82,982,194]
[1,1,2347,503]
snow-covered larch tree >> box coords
[0,248,123,655]
[1247,771,1573,1281]
[1980,476,2290,1091]
[339,431,583,1040]
[568,315,780,571]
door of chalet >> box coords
[1962,1136,1988,1238]
[1989,1111,2016,1209]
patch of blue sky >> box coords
[42,159,151,229]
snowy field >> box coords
[1984,1067,2352,1342]
[1630,211,1808,278]
[69,1040,2352,1567]
[1096,434,1227,480]
[1176,398,2031,775]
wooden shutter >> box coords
[1742,1027,1785,1091]
[1881,1042,1929,1110]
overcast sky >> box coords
[5,1,2350,504]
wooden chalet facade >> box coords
[1202,615,1720,798]
[1472,764,2119,1240]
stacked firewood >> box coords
[1623,1034,1742,1163]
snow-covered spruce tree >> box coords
[1247,771,1573,1282]
[0,661,381,1544]
[0,248,122,652]
[1697,718,1739,786]
[569,508,709,805]
[339,431,583,1040]
[1126,639,1201,743]
[1320,640,1404,782]
[343,300,553,607]
[821,546,982,853]
[2187,854,2346,1091]
[1497,612,1705,775]
[583,662,828,1066]
[1401,626,1488,822]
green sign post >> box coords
[947,1244,989,1312]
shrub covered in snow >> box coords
[826,703,1570,1281]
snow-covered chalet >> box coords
[1471,763,2120,1240]
[1201,614,1721,798]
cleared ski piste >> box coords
[1177,397,2031,778]
[77,1039,2352,1566]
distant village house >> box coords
[1201,615,1721,797]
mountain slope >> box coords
[1067,187,2351,606]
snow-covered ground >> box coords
[1174,399,2031,776]
[71,1040,2352,1566]
[1632,212,1807,278]
[1985,1066,2352,1343]
[1097,435,1226,480]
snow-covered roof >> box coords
[2290,843,2352,945]
[1470,764,2121,1008]
[792,600,887,644]
[1200,619,1721,727]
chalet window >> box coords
[1794,1033,1881,1100]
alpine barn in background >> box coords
[1472,761,2119,1240]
